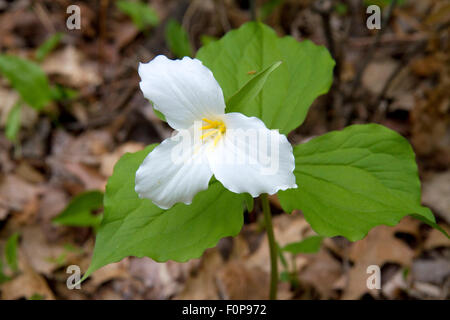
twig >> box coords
[371,20,450,118]
[348,32,427,47]
[182,0,200,48]
[350,0,398,97]
[250,0,257,21]
[33,2,56,34]
[214,0,231,32]
[372,40,427,112]
[312,0,336,63]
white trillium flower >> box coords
[135,55,297,209]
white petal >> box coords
[207,112,297,197]
[135,126,212,209]
[139,55,225,130]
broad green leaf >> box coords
[5,232,19,272]
[5,102,21,141]
[52,191,103,229]
[226,61,281,112]
[0,55,53,110]
[35,32,62,62]
[116,0,159,31]
[165,19,193,58]
[197,22,334,135]
[282,235,323,254]
[278,124,436,241]
[84,145,245,279]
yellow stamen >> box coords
[200,129,219,140]
[213,132,222,146]
[202,118,217,125]
[200,117,226,146]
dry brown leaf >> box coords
[1,249,55,300]
[362,59,397,95]
[424,225,450,250]
[88,259,130,288]
[298,248,343,299]
[15,162,45,184]
[412,258,450,285]
[63,162,106,191]
[127,258,199,299]
[342,218,419,299]
[216,261,269,299]
[246,213,311,274]
[20,225,67,276]
[422,171,450,224]
[0,86,38,129]
[381,270,408,299]
[51,129,113,166]
[0,174,39,215]
[42,46,101,88]
[175,249,222,300]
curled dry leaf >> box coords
[422,171,450,224]
[0,174,39,218]
[175,249,222,300]
[342,217,420,299]
[41,46,101,88]
[1,248,55,300]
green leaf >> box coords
[0,55,53,110]
[35,32,62,62]
[84,145,245,279]
[50,85,78,101]
[153,108,166,122]
[411,213,449,239]
[200,35,218,47]
[165,19,193,58]
[279,271,290,282]
[197,22,334,135]
[226,61,281,113]
[5,102,22,141]
[5,232,20,272]
[244,193,254,212]
[282,235,323,254]
[276,242,288,268]
[278,124,436,241]
[52,191,103,229]
[116,0,159,31]
[28,293,45,300]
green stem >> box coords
[261,193,278,300]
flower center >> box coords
[200,118,226,146]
